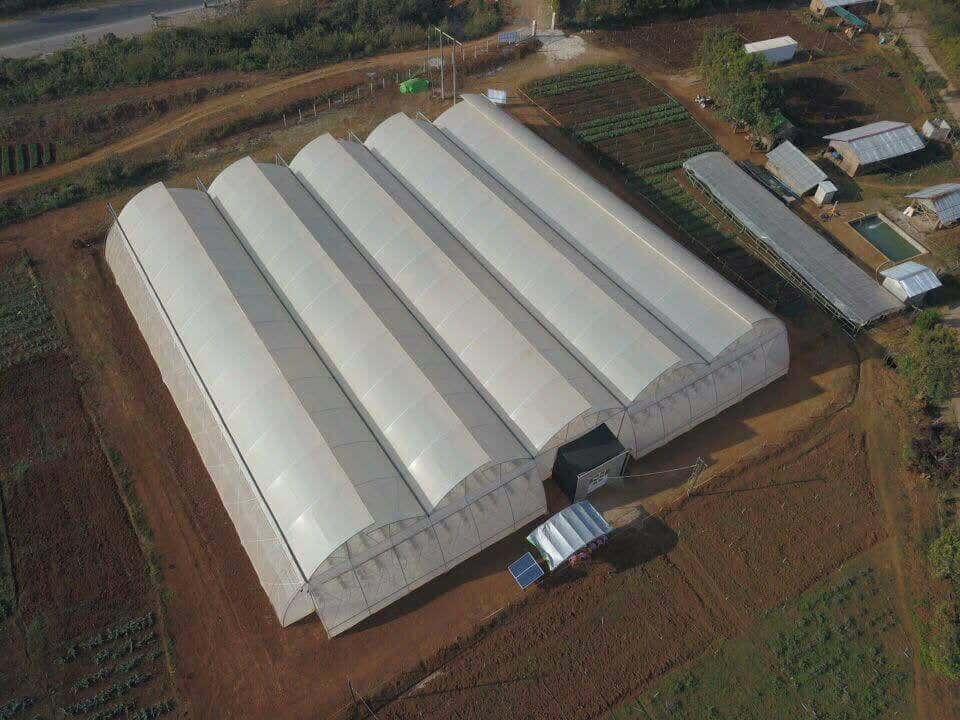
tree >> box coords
[898,310,960,408]
[698,27,781,132]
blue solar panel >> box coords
[508,552,544,589]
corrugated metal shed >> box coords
[907,183,960,226]
[880,261,941,302]
[684,152,903,328]
[766,141,828,195]
[824,121,924,165]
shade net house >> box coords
[684,152,904,329]
[824,121,925,176]
[108,96,790,636]
[907,183,960,228]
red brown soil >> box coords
[0,36,532,197]
[0,37,956,720]
[596,6,852,72]
[0,350,173,716]
[373,342,891,719]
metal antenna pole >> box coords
[439,28,445,100]
[452,41,457,105]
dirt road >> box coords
[892,5,960,123]
[0,38,496,197]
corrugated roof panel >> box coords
[766,141,827,195]
[825,121,924,165]
[684,152,903,327]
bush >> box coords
[0,155,170,230]
[0,0,503,106]
[897,310,960,408]
[923,601,960,680]
[930,525,960,582]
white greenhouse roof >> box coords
[209,157,532,512]
[113,183,376,582]
[744,36,797,53]
[824,121,924,165]
[880,262,941,300]
[907,183,960,225]
[366,111,689,407]
[527,501,612,571]
[766,141,828,195]
[436,95,775,363]
[289,135,600,455]
[684,152,903,327]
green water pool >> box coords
[850,215,924,262]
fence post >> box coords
[357,86,360,100]
[283,113,286,127]
[328,97,332,110]
[298,107,302,123]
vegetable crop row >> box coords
[578,107,691,143]
[574,101,679,131]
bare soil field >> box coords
[1,30,956,720]
[596,7,851,72]
[0,328,178,718]
[776,53,927,145]
[373,341,890,719]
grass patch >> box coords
[0,256,62,371]
[611,553,912,719]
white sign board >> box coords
[487,89,508,105]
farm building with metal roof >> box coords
[824,121,925,176]
[766,141,828,196]
[107,96,789,637]
[880,262,942,304]
[907,183,960,227]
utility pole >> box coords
[433,26,463,106]
[439,29,445,100]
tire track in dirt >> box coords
[0,39,495,197]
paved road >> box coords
[0,0,205,58]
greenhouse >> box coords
[107,96,789,637]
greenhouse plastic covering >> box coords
[684,152,903,327]
[108,105,799,635]
[289,136,601,457]
[527,501,612,571]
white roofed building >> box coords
[744,37,798,64]
[107,95,790,637]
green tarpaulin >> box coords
[400,77,429,94]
